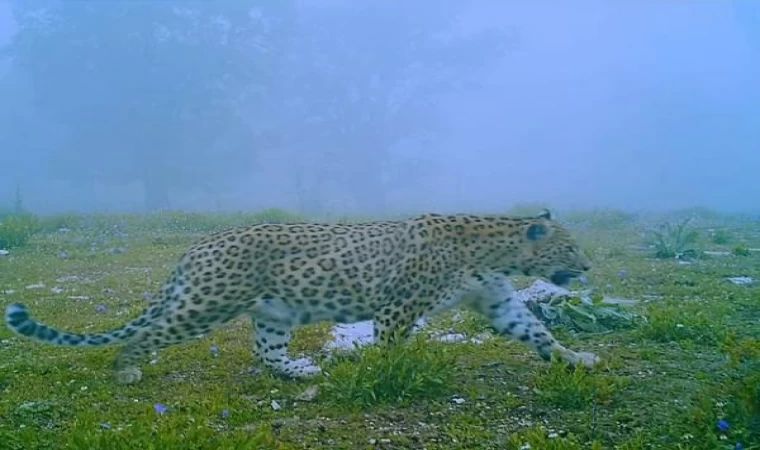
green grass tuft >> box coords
[322,335,457,409]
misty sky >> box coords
[0,1,758,215]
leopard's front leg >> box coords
[467,281,600,367]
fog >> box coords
[0,1,758,217]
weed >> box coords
[637,302,725,345]
[711,229,733,245]
[732,245,751,257]
[646,217,701,259]
[532,359,623,409]
[322,335,457,409]
[0,212,41,249]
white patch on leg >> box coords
[285,357,322,378]
[116,367,142,384]
[562,350,601,368]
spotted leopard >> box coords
[5,209,599,384]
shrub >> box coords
[0,212,41,249]
[732,245,751,257]
[645,217,700,259]
[322,335,457,409]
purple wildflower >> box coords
[718,420,730,432]
[210,345,220,357]
[95,304,107,313]
[221,409,230,419]
[154,403,168,415]
[735,442,743,450]
[616,269,628,279]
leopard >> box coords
[4,209,599,385]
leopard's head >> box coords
[515,209,592,287]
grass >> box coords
[0,209,759,449]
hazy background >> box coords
[0,1,758,217]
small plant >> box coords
[711,229,732,245]
[732,245,751,257]
[322,335,457,409]
[532,359,623,409]
[637,303,724,345]
[720,333,760,369]
[646,217,701,259]
[0,212,41,249]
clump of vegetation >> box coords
[322,336,457,409]
[532,359,624,409]
[636,302,725,345]
[0,212,41,249]
[710,229,732,244]
[732,245,751,257]
[646,217,701,259]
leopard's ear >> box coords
[536,209,552,221]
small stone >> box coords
[451,397,466,404]
[727,276,752,286]
[270,400,281,411]
[295,385,319,402]
[436,333,467,344]
[56,276,81,283]
[58,251,69,260]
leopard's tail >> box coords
[4,302,155,347]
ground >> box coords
[0,210,758,450]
